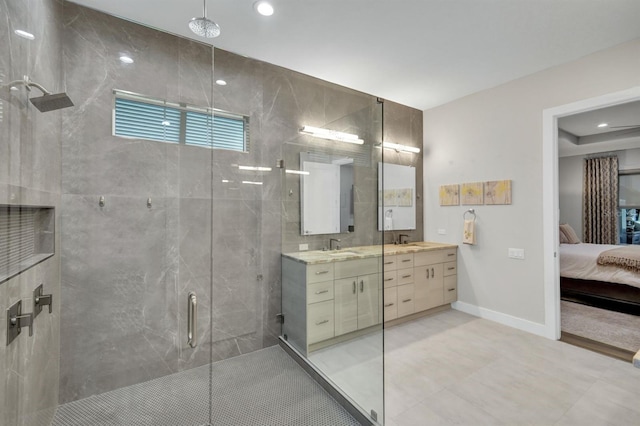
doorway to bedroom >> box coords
[553,93,640,361]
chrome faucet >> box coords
[399,234,410,244]
[329,238,341,250]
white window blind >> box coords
[113,92,248,152]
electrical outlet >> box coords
[437,228,446,235]
[508,248,525,259]
[299,243,309,251]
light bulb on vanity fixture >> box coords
[381,141,421,153]
[299,125,364,144]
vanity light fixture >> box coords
[382,141,421,153]
[238,165,272,171]
[300,125,364,145]
[242,180,263,185]
[254,1,274,16]
[14,29,35,40]
[119,55,134,64]
[285,169,310,175]
[597,123,608,128]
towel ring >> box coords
[463,209,476,221]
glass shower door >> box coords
[280,96,385,424]
[53,4,215,425]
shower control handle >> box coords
[187,292,197,348]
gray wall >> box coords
[0,0,63,425]
[59,3,217,405]
[424,38,640,325]
[58,4,424,404]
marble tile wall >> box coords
[56,0,423,408]
[0,0,63,425]
[59,3,215,408]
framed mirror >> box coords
[300,152,354,235]
[378,162,416,230]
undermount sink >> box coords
[327,250,360,257]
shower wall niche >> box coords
[0,205,55,284]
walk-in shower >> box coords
[0,1,417,425]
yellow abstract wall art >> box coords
[484,180,512,205]
[461,182,484,205]
[439,184,460,206]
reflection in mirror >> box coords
[300,152,354,235]
[378,162,416,231]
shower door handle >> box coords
[187,292,197,348]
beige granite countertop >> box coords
[282,241,457,264]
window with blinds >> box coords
[113,91,248,152]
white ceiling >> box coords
[70,0,640,111]
[558,101,640,157]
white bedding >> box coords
[559,243,640,289]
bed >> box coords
[560,243,640,316]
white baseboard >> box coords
[452,301,555,339]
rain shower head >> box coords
[29,92,74,112]
[1,75,74,112]
[189,0,220,38]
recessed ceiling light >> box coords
[597,123,608,128]
[14,29,35,40]
[119,55,134,64]
[254,1,274,16]
[10,86,19,91]
[215,79,227,86]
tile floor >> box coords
[52,346,359,426]
[384,309,640,426]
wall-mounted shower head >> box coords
[1,75,74,112]
[29,92,74,112]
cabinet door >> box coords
[334,277,358,336]
[357,273,379,329]
[414,263,444,311]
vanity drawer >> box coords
[397,284,415,317]
[414,248,457,266]
[443,261,457,276]
[397,253,414,269]
[307,281,334,304]
[334,257,378,279]
[443,249,457,262]
[382,255,397,271]
[397,267,414,285]
[383,287,398,321]
[307,300,334,344]
[444,275,457,304]
[383,270,397,288]
[307,263,335,283]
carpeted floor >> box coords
[561,300,640,353]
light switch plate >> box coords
[438,229,446,235]
[508,248,525,259]
[299,243,309,251]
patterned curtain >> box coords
[583,156,618,244]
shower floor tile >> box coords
[52,346,359,426]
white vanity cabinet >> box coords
[281,243,456,354]
[333,257,380,336]
[414,248,457,312]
